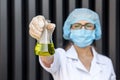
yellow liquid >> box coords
[35,43,55,56]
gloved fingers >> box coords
[37,15,45,21]
[36,15,46,28]
[29,24,42,40]
[29,15,56,40]
[30,23,43,33]
[30,16,45,32]
[29,29,40,40]
[47,23,55,32]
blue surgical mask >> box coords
[70,29,95,48]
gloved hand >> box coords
[29,15,56,56]
[29,15,55,41]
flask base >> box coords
[35,43,55,56]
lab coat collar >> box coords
[66,45,78,60]
[66,45,106,65]
[66,45,106,75]
[66,45,88,72]
[90,47,103,75]
[92,47,107,65]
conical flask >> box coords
[35,20,55,56]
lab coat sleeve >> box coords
[39,48,65,74]
[109,59,116,80]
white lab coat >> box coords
[39,46,116,80]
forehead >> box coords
[76,20,91,24]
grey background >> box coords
[0,0,120,80]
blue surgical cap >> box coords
[63,8,102,40]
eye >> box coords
[71,23,81,29]
[74,24,80,28]
[86,24,93,27]
[85,23,94,29]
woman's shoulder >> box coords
[92,47,112,65]
[97,53,110,60]
[55,48,66,53]
[97,53,113,65]
[55,48,66,57]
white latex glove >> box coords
[29,15,55,41]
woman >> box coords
[29,8,116,80]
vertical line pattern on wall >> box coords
[22,0,29,80]
[14,0,22,80]
[116,0,120,79]
[0,0,120,80]
[28,0,36,80]
[102,0,109,56]
[7,0,14,80]
[94,0,103,54]
[62,0,69,49]
[89,0,95,10]
[75,0,82,8]
[109,0,116,71]
[0,0,8,80]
